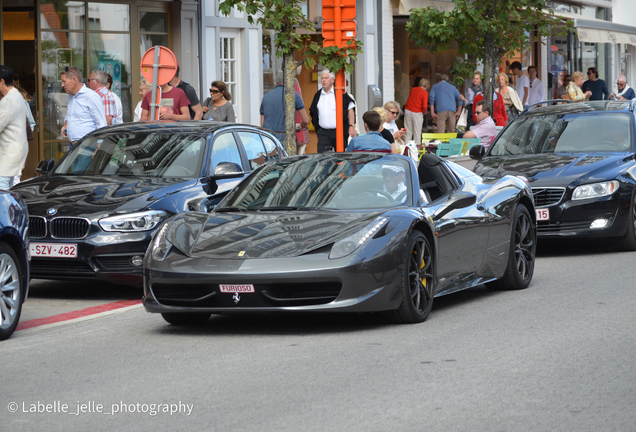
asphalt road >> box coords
[2,238,635,431]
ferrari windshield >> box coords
[217,154,413,211]
[490,113,633,155]
[54,132,206,178]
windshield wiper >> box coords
[215,207,246,213]
[257,206,321,211]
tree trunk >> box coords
[482,32,495,120]
[283,51,297,156]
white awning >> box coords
[547,9,636,46]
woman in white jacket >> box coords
[496,73,524,122]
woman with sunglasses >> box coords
[202,81,235,122]
[383,101,406,144]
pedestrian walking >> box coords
[61,66,107,147]
[259,70,309,147]
[404,78,429,143]
[428,74,462,133]
[496,73,523,122]
[88,70,116,125]
[134,78,150,121]
[582,67,609,101]
[140,80,190,121]
[106,73,123,124]
[526,66,546,106]
[510,61,529,107]
[202,81,235,122]
[169,66,203,120]
[309,69,356,153]
[12,84,36,185]
[0,65,29,190]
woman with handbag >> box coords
[496,73,523,122]
[201,81,235,122]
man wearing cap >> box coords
[381,164,407,200]
[346,111,394,153]
[610,75,635,100]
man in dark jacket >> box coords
[582,67,609,101]
[309,70,357,152]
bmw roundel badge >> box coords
[47,208,58,216]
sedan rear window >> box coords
[54,132,206,178]
[490,113,633,155]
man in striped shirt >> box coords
[88,70,116,125]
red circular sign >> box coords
[140,46,178,86]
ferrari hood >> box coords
[188,210,385,259]
[12,175,195,218]
[475,153,632,187]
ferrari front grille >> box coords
[532,188,565,207]
[50,218,90,239]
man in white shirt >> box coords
[309,70,357,153]
[0,65,28,190]
[526,66,545,107]
[61,66,107,147]
[510,61,530,107]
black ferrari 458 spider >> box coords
[143,152,537,325]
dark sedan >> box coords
[12,121,286,286]
[0,191,30,340]
[473,100,636,250]
[143,153,536,325]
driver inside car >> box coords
[381,164,407,201]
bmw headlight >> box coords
[99,210,167,232]
[329,217,389,260]
[151,221,172,261]
[572,181,619,200]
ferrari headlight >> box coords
[99,210,167,232]
[572,181,619,200]
[329,217,389,260]
[151,221,172,261]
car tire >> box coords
[0,242,23,341]
[615,195,636,252]
[389,230,434,324]
[161,313,211,326]
[486,204,536,291]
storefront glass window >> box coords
[140,11,169,57]
[220,36,237,104]
[40,31,85,145]
[87,3,129,32]
[39,0,85,31]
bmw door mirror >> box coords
[212,162,244,179]
[469,145,485,160]
[35,159,55,175]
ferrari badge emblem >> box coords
[238,251,245,257]
[233,293,241,304]
[47,208,58,216]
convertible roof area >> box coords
[417,153,455,201]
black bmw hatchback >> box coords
[472,100,636,250]
[12,121,286,285]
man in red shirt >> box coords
[140,82,190,121]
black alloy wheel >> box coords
[0,242,23,341]
[390,230,434,323]
[487,204,536,290]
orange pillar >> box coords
[335,2,344,152]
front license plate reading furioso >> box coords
[219,284,255,293]
[536,208,550,221]
[30,243,78,258]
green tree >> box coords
[407,0,571,115]
[219,0,361,155]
